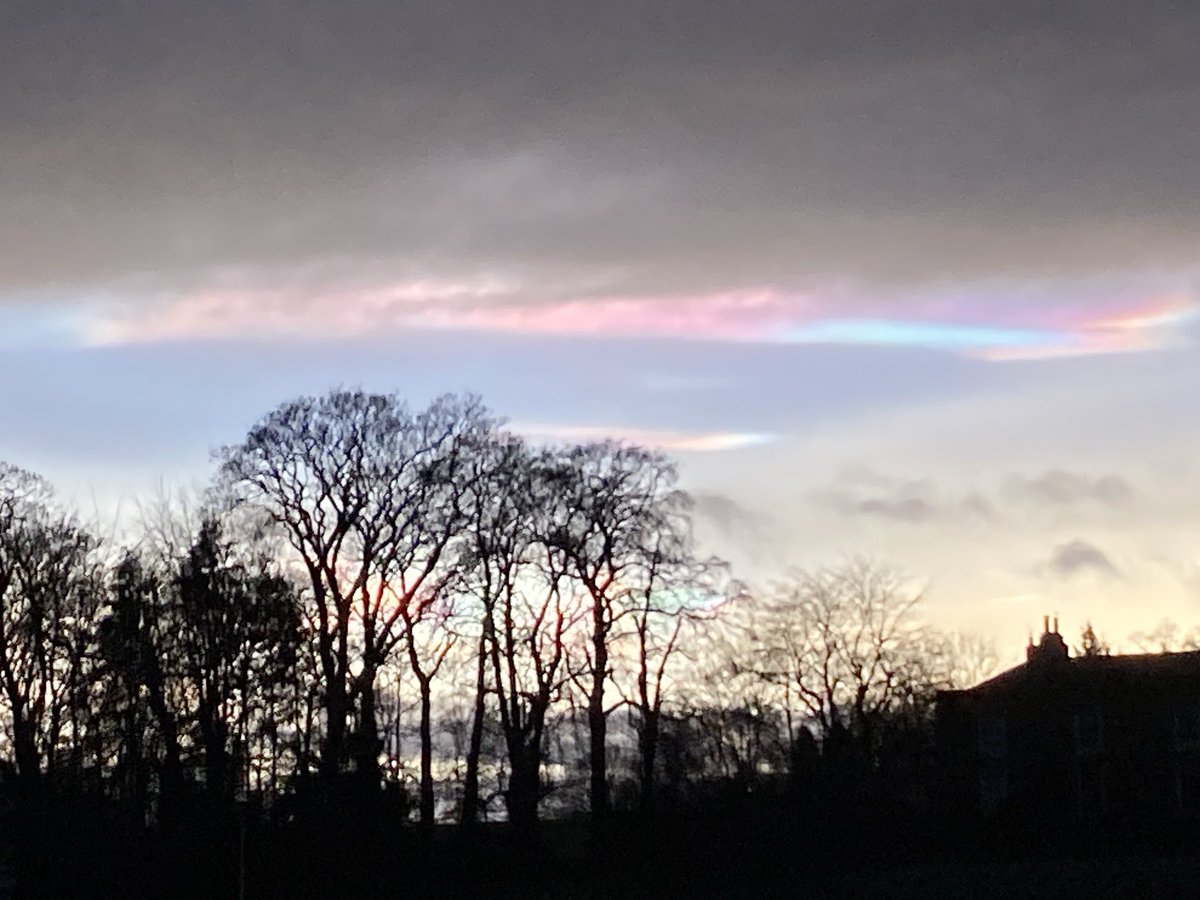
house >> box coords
[935,617,1200,831]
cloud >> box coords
[84,279,520,345]
[1004,470,1135,508]
[691,492,776,550]
[856,495,939,523]
[959,492,1001,524]
[505,422,774,452]
[815,476,943,524]
[76,280,1198,362]
[1041,540,1121,579]
[639,373,733,393]
[4,1,1200,316]
[813,465,1146,529]
[814,470,1002,526]
[834,465,898,490]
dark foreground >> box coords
[8,797,1200,900]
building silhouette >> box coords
[936,617,1200,833]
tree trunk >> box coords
[125,698,148,821]
[321,674,348,783]
[317,619,349,784]
[156,730,186,824]
[638,711,659,814]
[301,689,315,773]
[355,676,382,789]
[461,632,488,826]
[11,714,40,781]
[199,706,230,806]
[144,676,185,825]
[588,631,610,819]
[507,746,541,832]
[419,677,435,831]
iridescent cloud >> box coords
[976,293,1196,361]
[81,278,1197,361]
[85,278,517,345]
[507,422,775,452]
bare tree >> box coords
[366,394,493,811]
[401,592,458,830]
[216,389,494,787]
[98,552,186,823]
[547,441,694,819]
[216,390,394,781]
[1129,618,1200,653]
[675,614,790,789]
[616,509,730,813]
[171,517,302,807]
[747,560,930,759]
[936,630,1001,688]
[460,437,580,829]
[0,463,99,783]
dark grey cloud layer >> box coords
[4,0,1200,297]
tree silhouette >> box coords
[546,442,694,820]
[216,389,494,797]
[0,392,1164,897]
[741,560,933,767]
[0,464,98,783]
[172,517,302,808]
[1077,622,1110,658]
[460,438,584,829]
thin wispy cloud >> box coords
[82,282,1196,361]
[506,422,774,453]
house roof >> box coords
[940,649,1200,702]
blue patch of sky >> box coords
[0,304,89,349]
[1,333,990,466]
[784,318,1070,351]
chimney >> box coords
[1028,613,1069,665]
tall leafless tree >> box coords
[616,503,730,813]
[746,560,931,761]
[466,439,583,829]
[0,463,98,783]
[216,389,494,788]
[547,442,696,819]
[171,517,302,807]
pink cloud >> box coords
[86,278,517,344]
[87,284,817,345]
[506,422,775,452]
[84,278,1196,361]
[976,292,1195,361]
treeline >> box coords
[0,390,997,846]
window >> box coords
[977,714,1007,760]
[1175,707,1200,748]
[1178,757,1200,815]
[1076,757,1105,818]
[979,768,1009,815]
[976,714,1009,816]
[1074,706,1103,755]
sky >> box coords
[4,1,1200,660]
